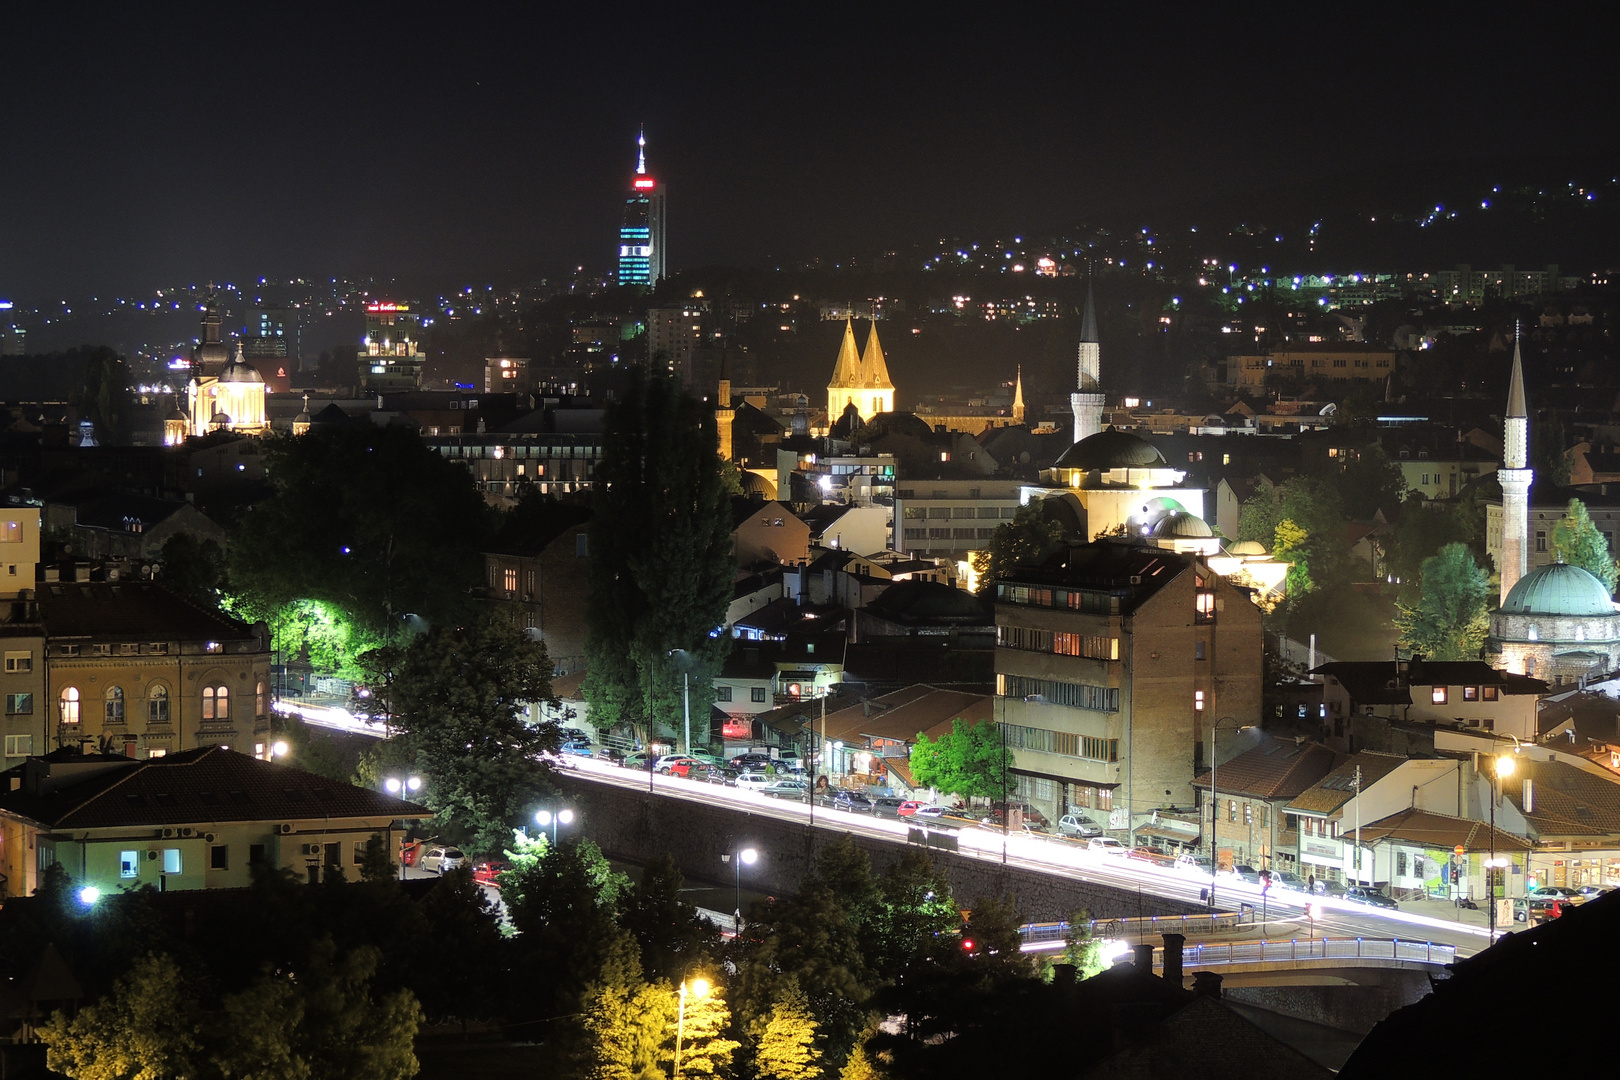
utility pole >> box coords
[1352,765,1362,886]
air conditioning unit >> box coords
[303,843,321,856]
[146,850,159,861]
[278,823,295,835]
[203,833,216,844]
[1129,575,1143,585]
[161,827,178,839]
[180,827,196,838]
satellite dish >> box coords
[1319,403,1337,416]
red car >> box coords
[471,859,508,887]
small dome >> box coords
[1501,562,1615,617]
[210,410,232,426]
[1230,540,1267,557]
[1149,511,1213,539]
[221,350,265,384]
[1052,427,1166,471]
[739,471,777,498]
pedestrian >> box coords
[1308,874,1316,894]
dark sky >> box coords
[1,3,1607,299]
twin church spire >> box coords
[826,318,893,423]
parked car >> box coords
[1175,853,1213,875]
[1272,871,1306,892]
[560,740,594,757]
[761,779,809,799]
[1343,886,1399,909]
[654,754,703,774]
[621,753,651,770]
[1057,814,1103,838]
[419,847,467,874]
[1513,896,1571,923]
[1088,837,1128,856]
[911,805,946,821]
[670,760,723,780]
[828,790,874,814]
[1530,885,1583,902]
[733,772,772,793]
[1228,864,1261,884]
[1575,884,1612,900]
[471,859,508,887]
[730,753,776,770]
[594,747,626,765]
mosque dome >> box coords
[1052,427,1166,471]
[1500,562,1615,617]
[739,471,777,499]
[1229,540,1268,557]
[1149,511,1213,539]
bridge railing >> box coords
[1020,925,1457,967]
[1021,911,1245,944]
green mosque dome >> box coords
[1500,562,1616,617]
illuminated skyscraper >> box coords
[617,130,666,287]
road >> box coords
[561,756,1490,958]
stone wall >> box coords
[558,774,1207,922]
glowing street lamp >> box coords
[77,885,101,906]
[535,807,576,845]
[1488,753,1516,941]
[384,776,422,796]
[725,847,758,932]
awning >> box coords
[1136,825,1199,845]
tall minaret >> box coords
[1070,280,1104,444]
[715,352,734,462]
[1012,365,1026,424]
[1499,326,1533,604]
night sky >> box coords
[1,4,1608,298]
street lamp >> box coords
[269,740,289,762]
[1488,753,1516,941]
[669,649,693,756]
[674,975,711,1080]
[1206,716,1253,912]
[535,807,576,845]
[383,775,422,797]
[724,846,758,932]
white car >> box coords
[911,805,946,820]
[1058,814,1103,838]
[1087,837,1128,856]
[419,846,467,873]
[733,772,772,793]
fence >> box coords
[1019,923,1457,969]
[1020,911,1245,944]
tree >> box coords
[1058,908,1104,978]
[1386,500,1479,597]
[661,982,739,1078]
[1395,542,1491,661]
[76,345,130,443]
[41,954,203,1080]
[751,984,823,1080]
[1534,413,1571,487]
[1273,518,1314,598]
[1238,478,1349,601]
[864,850,958,984]
[1334,443,1408,519]
[573,979,677,1080]
[158,533,227,609]
[909,719,1008,801]
[359,833,397,883]
[1553,498,1619,594]
[970,502,1065,596]
[584,367,735,743]
[390,615,560,853]
[618,854,720,983]
[227,424,492,637]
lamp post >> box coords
[1488,753,1515,941]
[383,775,421,797]
[727,846,757,932]
[1206,716,1251,911]
[669,649,693,755]
[535,807,575,846]
[674,975,711,1080]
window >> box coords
[105,686,124,724]
[1194,690,1205,711]
[147,748,166,759]
[0,520,19,543]
[1463,686,1479,701]
[162,849,182,874]
[120,850,140,878]
[1536,531,1547,553]
[1483,686,1499,701]
[257,681,268,717]
[202,685,229,721]
[5,693,32,716]
[1195,641,1207,661]
[249,844,267,867]
[503,568,518,592]
[1431,687,1448,704]
[59,687,81,725]
[1396,850,1408,877]
[4,734,32,757]
[1195,592,1216,621]
[716,686,733,702]
[149,685,170,723]
[751,687,768,703]
[3,651,30,673]
[1229,800,1238,822]
[211,845,229,871]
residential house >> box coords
[480,519,592,674]
[1313,659,1547,749]
[1192,735,1337,876]
[733,499,812,568]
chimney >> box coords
[1133,943,1155,972]
[1524,778,1534,813]
[1192,970,1223,998]
[1051,963,1077,991]
[1161,933,1185,988]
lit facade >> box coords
[360,302,425,392]
[618,131,666,287]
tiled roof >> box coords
[39,582,260,643]
[1193,738,1337,800]
[1001,543,1193,616]
[1355,808,1531,853]
[0,747,428,830]
[1286,751,1409,816]
[1311,660,1544,706]
[819,685,988,744]
[1501,757,1620,838]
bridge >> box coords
[1020,919,1457,973]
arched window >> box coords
[256,681,268,717]
[202,685,229,721]
[149,685,170,723]
[59,687,80,725]
[105,686,124,724]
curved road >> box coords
[562,758,1489,958]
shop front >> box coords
[1299,836,1343,889]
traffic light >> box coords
[961,937,976,954]
[1259,870,1272,891]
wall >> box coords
[557,774,1208,922]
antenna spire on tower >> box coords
[636,128,646,174]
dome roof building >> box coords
[1489,561,1620,682]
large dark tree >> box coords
[227,424,492,638]
[584,368,734,743]
[390,615,561,853]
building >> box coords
[242,304,300,370]
[1192,735,1336,876]
[1496,334,1533,603]
[1313,659,1547,748]
[182,296,268,439]
[825,319,895,424]
[617,130,666,287]
[0,746,429,897]
[1243,345,1396,385]
[992,541,1264,830]
[359,301,425,392]
[733,500,812,568]
[485,357,532,395]
[894,478,1023,564]
[649,302,708,383]
[1070,282,1104,444]
[480,520,592,675]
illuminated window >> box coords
[149,685,170,723]
[105,686,124,724]
[59,687,81,725]
[1194,690,1205,711]
[257,681,269,717]
[1483,686,1499,701]
[504,568,518,592]
[1463,686,1479,701]
[120,851,140,878]
[202,686,229,721]
[1196,592,1216,620]
[1431,687,1448,704]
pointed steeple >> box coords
[1012,366,1026,423]
[1506,321,1527,419]
[829,319,861,388]
[636,128,646,174]
[858,320,893,391]
[1080,280,1098,344]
